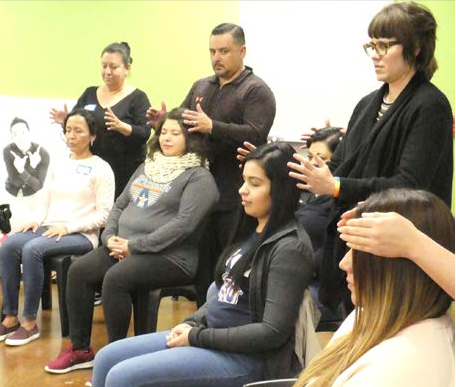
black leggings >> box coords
[66,246,190,350]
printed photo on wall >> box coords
[3,117,50,197]
[0,96,72,233]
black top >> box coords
[319,72,454,307]
[74,87,151,198]
[184,222,314,379]
[181,67,276,210]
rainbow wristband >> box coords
[333,177,341,198]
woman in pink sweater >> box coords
[0,109,114,346]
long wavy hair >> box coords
[294,188,453,387]
[215,142,300,287]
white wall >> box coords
[240,0,389,140]
[0,96,75,231]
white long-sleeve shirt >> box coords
[328,311,454,387]
[40,155,114,247]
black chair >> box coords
[42,254,78,337]
[133,284,203,335]
[243,379,298,387]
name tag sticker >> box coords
[84,104,97,111]
[76,165,92,175]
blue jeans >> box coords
[0,227,92,319]
[93,331,264,387]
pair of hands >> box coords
[237,141,337,196]
[337,209,419,259]
[19,222,68,241]
[166,323,192,347]
[10,147,42,173]
[107,236,130,260]
[50,105,132,135]
[146,101,213,134]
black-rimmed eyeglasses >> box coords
[363,41,400,57]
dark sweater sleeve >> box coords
[128,171,219,254]
[187,239,314,353]
[337,97,453,205]
[210,85,276,145]
[126,90,152,145]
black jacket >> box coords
[319,72,453,306]
[184,221,314,379]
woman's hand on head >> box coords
[42,225,69,241]
[236,141,256,168]
[49,104,68,125]
[166,323,192,348]
[288,153,336,195]
[338,211,417,258]
[18,222,40,233]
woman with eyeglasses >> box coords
[288,2,453,310]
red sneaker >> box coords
[85,377,92,386]
[44,346,94,374]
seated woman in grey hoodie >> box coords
[46,107,219,374]
[88,142,314,387]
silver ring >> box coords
[194,120,198,126]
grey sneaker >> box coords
[0,323,20,341]
[5,325,40,346]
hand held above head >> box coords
[338,211,417,258]
[236,141,257,168]
[288,153,336,195]
[183,103,213,134]
[49,103,68,125]
[146,100,167,127]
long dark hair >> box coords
[215,142,300,287]
[295,188,453,387]
[147,107,208,165]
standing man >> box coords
[148,23,276,298]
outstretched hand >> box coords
[183,103,213,134]
[50,104,68,125]
[236,142,257,168]
[288,153,336,195]
[146,100,167,127]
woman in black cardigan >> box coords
[288,2,453,309]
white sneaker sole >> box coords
[0,331,17,342]
[44,360,94,374]
[5,332,40,346]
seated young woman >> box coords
[45,107,219,373]
[294,188,454,387]
[88,142,315,387]
[0,109,115,346]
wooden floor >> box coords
[0,283,333,387]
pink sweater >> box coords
[40,155,114,247]
[328,310,454,387]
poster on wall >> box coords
[0,96,75,233]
